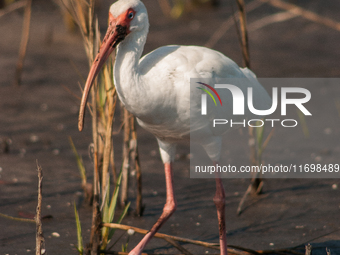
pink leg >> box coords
[213,167,228,255]
[129,162,177,255]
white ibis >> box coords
[78,0,271,254]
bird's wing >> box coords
[139,45,246,80]
[137,45,271,148]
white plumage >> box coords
[78,0,271,254]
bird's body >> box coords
[115,42,270,160]
[78,0,271,254]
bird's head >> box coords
[78,0,148,131]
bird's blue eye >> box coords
[128,12,134,19]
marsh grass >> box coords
[59,0,137,252]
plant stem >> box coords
[13,0,32,86]
[35,161,45,255]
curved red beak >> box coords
[78,13,128,131]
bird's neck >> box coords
[114,29,147,115]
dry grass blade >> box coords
[35,161,45,255]
[103,223,219,250]
[58,0,88,40]
[120,108,132,207]
[205,0,263,48]
[120,109,143,213]
[163,237,193,255]
[103,223,261,255]
[235,0,250,68]
[13,0,32,87]
[207,0,340,50]
[62,84,82,101]
[90,16,100,199]
[0,212,35,223]
[233,0,273,215]
[0,0,26,18]
[74,0,87,34]
[88,195,102,254]
[101,55,117,197]
[110,143,117,185]
[305,244,312,255]
[101,104,115,195]
[260,0,340,32]
[130,117,143,216]
[89,49,101,255]
[236,184,253,215]
[248,10,299,32]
